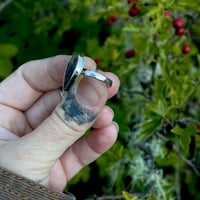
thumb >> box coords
[57,75,108,132]
[0,75,108,183]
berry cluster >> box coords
[173,18,185,36]
[124,0,140,59]
[164,12,191,54]
[173,17,191,54]
[107,6,191,60]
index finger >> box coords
[0,55,96,111]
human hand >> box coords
[0,55,120,191]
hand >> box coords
[0,55,120,191]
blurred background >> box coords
[0,0,200,200]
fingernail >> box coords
[77,78,106,108]
[112,122,119,132]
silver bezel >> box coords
[62,54,112,96]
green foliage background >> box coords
[1,0,200,199]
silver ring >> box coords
[82,69,112,88]
[62,54,112,95]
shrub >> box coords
[0,0,200,199]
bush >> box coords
[0,0,200,199]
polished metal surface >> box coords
[62,54,112,96]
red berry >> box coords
[164,11,171,18]
[197,124,200,131]
[94,58,101,65]
[127,0,137,3]
[107,18,113,25]
[128,6,140,17]
[176,27,185,36]
[173,18,184,28]
[125,49,136,58]
[110,15,118,22]
[182,45,190,54]
[107,15,118,25]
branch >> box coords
[182,117,200,126]
[156,132,200,176]
[94,192,149,200]
[0,0,12,11]
[120,89,150,100]
[173,143,200,176]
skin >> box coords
[61,91,97,125]
[0,55,120,191]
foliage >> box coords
[1,0,200,199]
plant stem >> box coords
[175,137,181,200]
[95,195,124,200]
[156,132,200,176]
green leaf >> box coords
[0,58,13,78]
[197,54,200,67]
[176,0,200,8]
[172,125,197,136]
[0,44,18,58]
[185,125,197,136]
[122,191,131,200]
[122,191,138,200]
[179,77,196,106]
[147,193,157,200]
[172,125,196,153]
[147,100,168,117]
[171,126,182,136]
[147,6,160,17]
[140,116,162,141]
[179,132,190,154]
[123,23,140,33]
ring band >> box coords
[62,54,112,94]
[82,69,112,88]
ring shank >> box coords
[82,69,112,87]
